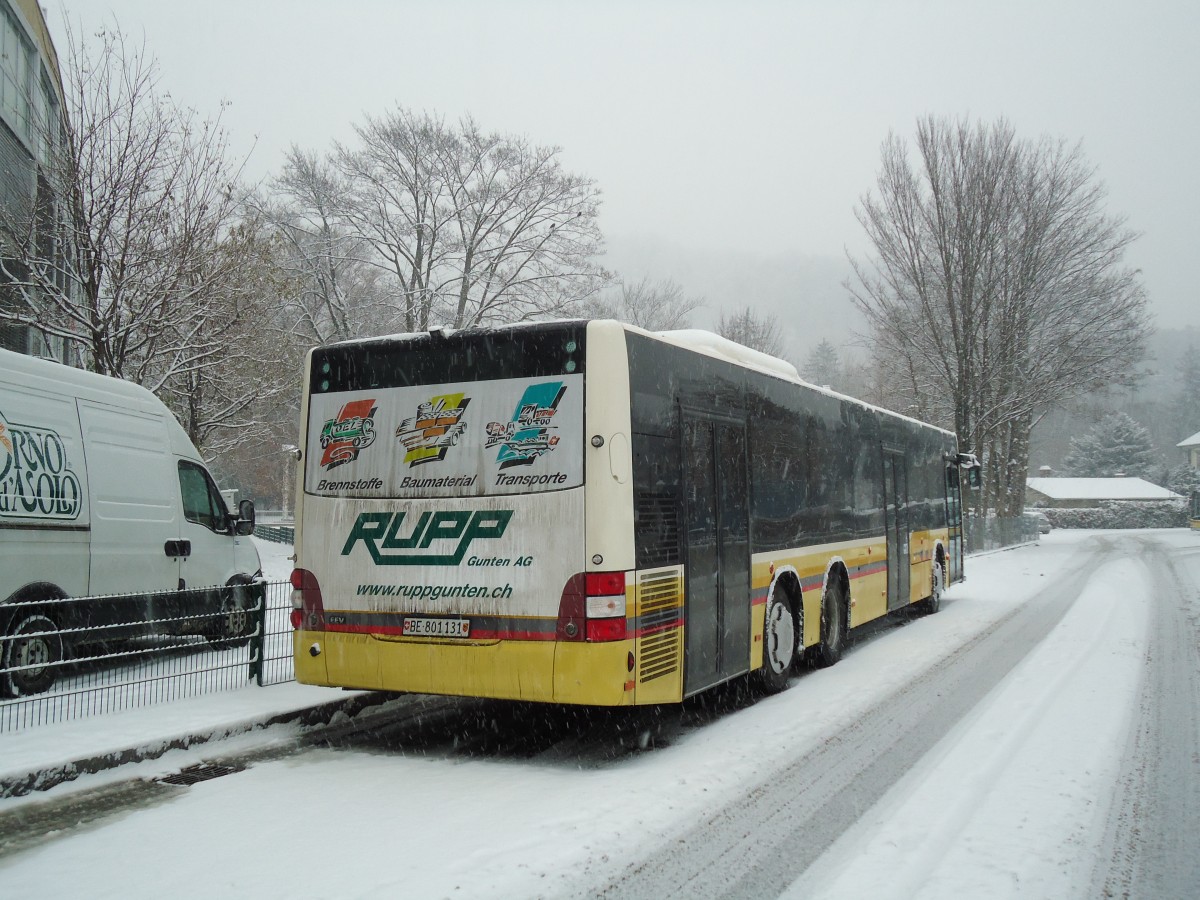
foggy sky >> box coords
[49,0,1200,342]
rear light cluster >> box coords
[290,568,326,631]
[557,571,628,642]
[291,567,627,642]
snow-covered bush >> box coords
[1042,500,1188,529]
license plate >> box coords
[402,617,470,638]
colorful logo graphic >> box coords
[0,409,83,520]
[485,382,566,470]
[395,393,471,467]
[319,399,378,470]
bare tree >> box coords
[0,25,249,391]
[257,148,392,345]
[583,276,703,330]
[716,306,784,357]
[849,116,1149,514]
[331,110,449,332]
[155,220,297,454]
[332,108,607,331]
[437,117,607,326]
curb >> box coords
[0,691,393,800]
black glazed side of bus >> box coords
[626,333,955,566]
[624,331,960,694]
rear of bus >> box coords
[290,320,644,705]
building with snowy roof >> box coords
[1177,430,1200,471]
[1025,477,1183,509]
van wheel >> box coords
[2,612,63,697]
[205,580,255,649]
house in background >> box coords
[1178,431,1200,472]
[1025,476,1183,510]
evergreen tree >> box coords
[1061,412,1156,477]
[802,339,843,389]
[1165,464,1200,497]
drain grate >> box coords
[155,762,244,786]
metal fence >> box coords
[254,524,295,544]
[0,581,294,732]
[964,515,1041,555]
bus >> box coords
[290,320,974,705]
[1190,491,1200,532]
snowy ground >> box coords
[0,530,1196,898]
[797,553,1150,899]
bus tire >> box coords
[2,610,63,697]
[756,584,797,693]
[809,579,847,668]
[917,559,945,615]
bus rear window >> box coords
[310,323,586,393]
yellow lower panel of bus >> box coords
[294,630,638,706]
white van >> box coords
[0,349,262,695]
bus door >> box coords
[884,451,910,610]
[945,464,964,581]
[681,414,751,694]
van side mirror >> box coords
[234,498,256,536]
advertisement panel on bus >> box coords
[300,374,585,635]
[304,374,583,498]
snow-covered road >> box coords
[0,530,1196,899]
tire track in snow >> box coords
[1093,535,1200,899]
[795,554,1151,898]
[578,541,1112,899]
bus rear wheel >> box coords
[808,580,846,668]
[756,586,797,693]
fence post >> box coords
[248,579,267,686]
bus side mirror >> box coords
[235,498,256,536]
[955,452,981,488]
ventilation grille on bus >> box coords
[637,569,682,683]
[634,491,680,567]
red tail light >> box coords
[558,571,628,643]
[585,572,625,596]
[290,567,326,632]
[586,618,627,642]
